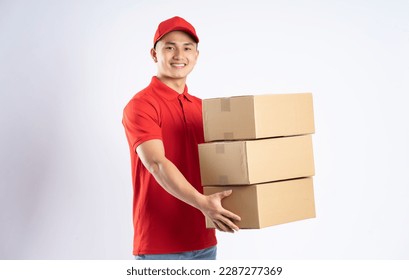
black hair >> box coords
[153,31,198,49]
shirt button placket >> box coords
[178,94,187,124]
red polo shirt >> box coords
[122,76,217,255]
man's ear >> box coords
[150,48,158,63]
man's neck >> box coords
[157,76,186,94]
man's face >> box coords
[152,31,199,82]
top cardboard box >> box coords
[203,93,315,142]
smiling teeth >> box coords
[172,63,185,66]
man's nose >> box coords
[173,48,182,59]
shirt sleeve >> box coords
[122,96,162,152]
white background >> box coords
[1,0,408,260]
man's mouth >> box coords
[171,63,186,68]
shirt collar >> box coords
[151,76,193,102]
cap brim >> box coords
[155,27,199,46]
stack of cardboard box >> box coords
[198,93,316,229]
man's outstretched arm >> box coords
[136,139,241,232]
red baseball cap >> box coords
[153,16,199,47]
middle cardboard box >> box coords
[198,134,315,186]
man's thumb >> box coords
[220,189,233,198]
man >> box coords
[122,16,241,260]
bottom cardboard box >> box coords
[203,177,316,229]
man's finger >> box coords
[221,209,241,223]
[218,215,239,232]
[218,189,232,199]
[214,219,231,233]
[213,220,222,231]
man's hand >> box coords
[198,190,241,233]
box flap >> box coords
[246,135,315,184]
[204,185,261,229]
[199,141,250,185]
[257,178,316,227]
[254,93,315,138]
[203,96,256,141]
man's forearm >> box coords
[149,157,205,210]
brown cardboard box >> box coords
[203,177,316,229]
[199,135,315,186]
[203,93,315,142]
